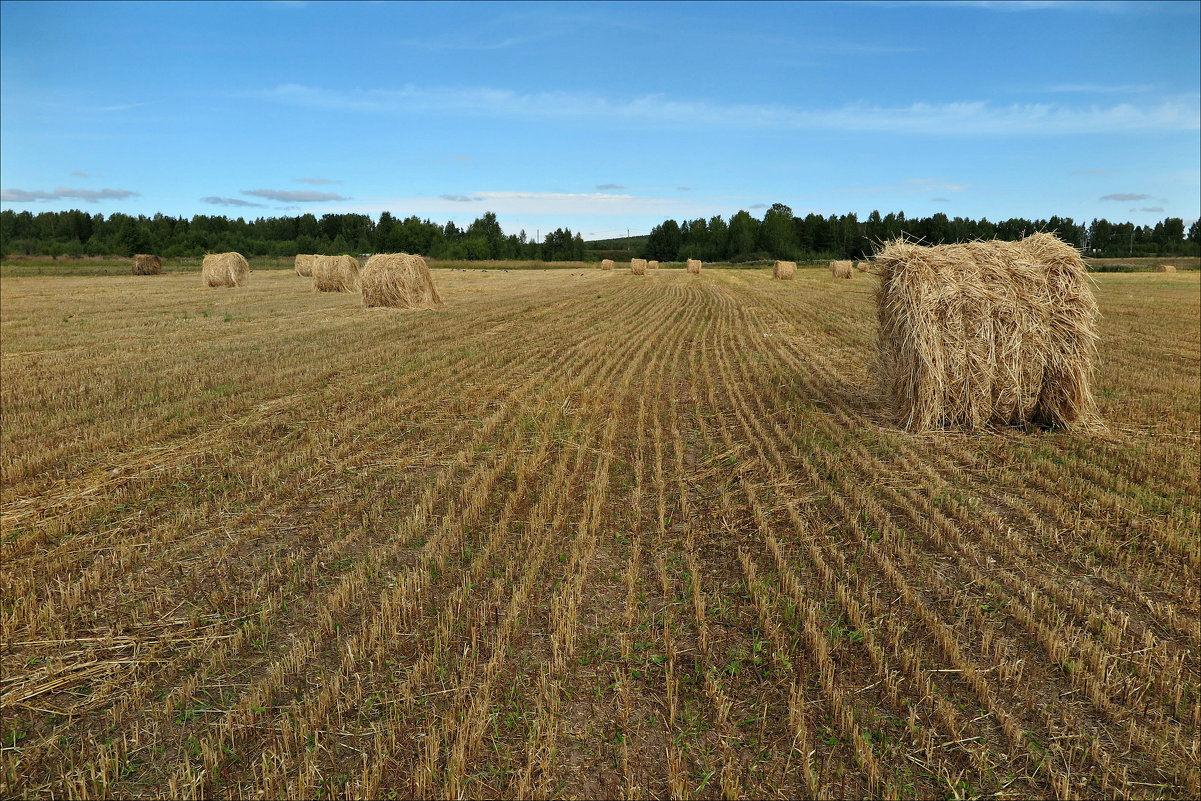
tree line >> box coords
[641,204,1199,262]
[0,210,586,262]
[1,205,1196,262]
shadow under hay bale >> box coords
[295,254,317,277]
[313,255,360,293]
[361,253,442,309]
[132,254,162,275]
[773,260,796,280]
[873,233,1099,432]
[631,258,647,275]
[831,260,853,279]
[600,259,615,271]
[202,252,250,288]
[687,259,702,274]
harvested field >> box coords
[1,268,1198,799]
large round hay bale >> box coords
[600,259,615,271]
[295,254,317,277]
[631,258,648,275]
[132,254,162,275]
[1158,264,1177,273]
[772,260,796,280]
[360,253,442,309]
[686,258,702,274]
[873,233,1098,431]
[202,252,250,287]
[313,255,360,292]
[855,261,868,272]
[648,260,659,270]
[830,260,853,279]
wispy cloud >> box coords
[931,197,951,202]
[902,1,1140,13]
[241,188,348,202]
[1,187,139,203]
[1140,206,1165,212]
[70,171,92,178]
[842,177,973,195]
[332,189,727,220]
[254,84,1200,135]
[1101,193,1152,201]
[1047,83,1155,94]
[203,196,267,208]
[596,184,627,191]
[294,177,340,185]
[396,34,534,51]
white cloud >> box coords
[320,189,738,221]
[841,178,974,195]
[242,188,348,202]
[1,187,139,202]
[1047,83,1155,94]
[253,83,1200,136]
[203,196,267,208]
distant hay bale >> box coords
[312,255,361,292]
[600,259,615,271]
[773,260,796,280]
[202,252,250,288]
[831,260,853,279]
[360,253,442,309]
[631,258,648,275]
[295,254,317,277]
[1158,264,1177,273]
[648,260,659,270]
[873,233,1099,432]
[687,258,702,274]
[132,254,162,275]
[855,261,868,272]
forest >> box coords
[1,205,1196,262]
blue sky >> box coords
[2,0,1198,240]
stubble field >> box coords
[1,266,1198,799]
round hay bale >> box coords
[313,255,361,292]
[600,258,615,271]
[686,258,702,274]
[132,254,162,275]
[631,258,648,275]
[830,260,853,279]
[360,253,442,309]
[295,254,317,277]
[772,260,796,280]
[873,233,1098,432]
[1158,264,1177,273]
[202,252,250,288]
[648,260,659,270]
[855,261,868,272]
